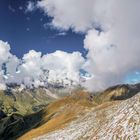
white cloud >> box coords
[26,1,36,12]
[1,0,140,91]
[57,32,67,36]
[0,41,85,89]
[0,40,17,89]
[37,0,140,91]
[0,71,6,90]
[0,40,11,66]
[42,51,85,83]
[5,55,20,83]
[15,50,43,87]
[19,50,85,87]
[37,0,113,32]
[83,0,140,90]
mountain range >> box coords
[0,83,140,139]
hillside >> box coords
[0,84,140,140]
[33,92,140,140]
[16,83,140,140]
[0,87,57,116]
[0,90,95,140]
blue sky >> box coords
[124,72,140,84]
[0,0,86,58]
[0,0,140,90]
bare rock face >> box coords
[91,93,140,140]
[34,85,140,140]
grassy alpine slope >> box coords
[1,83,140,140]
[0,88,56,116]
[18,83,140,140]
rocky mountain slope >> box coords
[0,76,83,118]
[17,83,140,140]
[0,90,94,140]
[36,89,140,140]
[0,84,83,140]
[1,83,140,140]
[0,82,81,116]
[0,87,56,116]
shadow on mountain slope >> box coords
[1,83,140,140]
[93,83,140,104]
[0,110,45,140]
[18,90,96,140]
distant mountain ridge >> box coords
[0,81,83,117]
[0,86,54,116]
[31,83,140,140]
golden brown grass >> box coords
[18,91,96,140]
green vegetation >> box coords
[0,88,54,116]
[0,83,140,140]
[0,87,56,140]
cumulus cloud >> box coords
[37,0,113,32]
[37,0,140,91]
[1,0,140,91]
[42,51,85,84]
[83,0,140,90]
[0,41,10,88]
[0,41,11,66]
[0,40,85,89]
[17,50,84,87]
[5,55,20,83]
